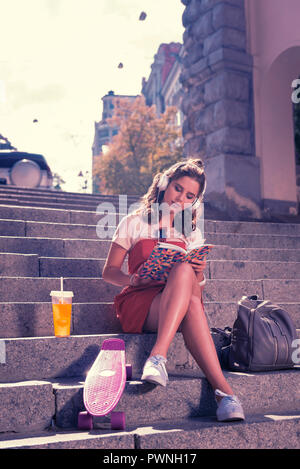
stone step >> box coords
[0,191,139,206]
[0,219,99,239]
[2,214,300,241]
[0,277,120,302]
[1,412,300,449]
[1,217,213,239]
[0,367,299,434]
[0,301,299,339]
[2,217,300,250]
[0,236,114,258]
[0,192,100,206]
[0,380,55,433]
[1,331,299,384]
[1,203,300,236]
[52,369,300,429]
[0,219,26,236]
[0,302,120,338]
[0,333,193,383]
[2,426,134,449]
[0,253,39,276]
[0,186,140,203]
[0,235,229,259]
[213,220,300,236]
[135,413,300,450]
[0,276,299,304]
[0,196,104,211]
[204,302,300,331]
[0,236,66,257]
[39,256,106,278]
[230,247,300,262]
[0,186,139,204]
[0,204,126,224]
[2,251,293,283]
[0,196,136,214]
[27,220,102,240]
[38,257,300,280]
[0,204,77,223]
[207,232,300,249]
[208,260,300,280]
[1,234,300,265]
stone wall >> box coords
[180,0,262,219]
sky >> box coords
[0,0,185,192]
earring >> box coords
[157,174,169,191]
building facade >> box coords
[141,42,184,125]
[180,0,300,219]
[92,91,138,193]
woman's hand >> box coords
[190,259,207,283]
[129,263,157,287]
[190,258,206,273]
[129,259,207,287]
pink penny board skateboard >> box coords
[78,338,132,431]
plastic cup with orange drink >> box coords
[50,277,73,337]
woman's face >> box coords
[162,176,200,212]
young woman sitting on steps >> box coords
[102,158,245,422]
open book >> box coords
[138,241,214,282]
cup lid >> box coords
[50,291,74,297]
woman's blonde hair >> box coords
[133,158,206,237]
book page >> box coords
[157,242,187,254]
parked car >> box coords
[0,150,53,189]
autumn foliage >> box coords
[93,95,183,195]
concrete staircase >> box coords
[0,187,299,450]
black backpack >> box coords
[214,295,298,372]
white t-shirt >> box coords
[111,210,204,253]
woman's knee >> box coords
[169,262,197,282]
[167,263,202,302]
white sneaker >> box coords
[141,355,168,387]
[215,389,245,422]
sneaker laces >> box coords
[215,389,240,405]
[224,395,239,405]
[149,355,167,373]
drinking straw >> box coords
[60,277,64,304]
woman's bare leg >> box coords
[143,262,233,395]
[180,294,233,395]
[144,262,194,359]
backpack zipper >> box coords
[264,316,278,365]
[270,316,289,364]
[249,308,256,368]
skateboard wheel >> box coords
[78,411,93,430]
[111,411,126,430]
[126,364,132,381]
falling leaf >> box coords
[139,11,147,21]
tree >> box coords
[93,96,183,195]
[52,173,66,191]
[0,133,17,150]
